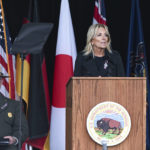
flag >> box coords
[27,54,51,150]
[15,0,51,149]
[0,0,16,99]
[93,0,106,24]
[126,0,150,149]
[1,2,29,149]
[25,0,51,149]
[50,0,77,149]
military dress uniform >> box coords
[0,93,29,150]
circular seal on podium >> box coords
[86,101,131,146]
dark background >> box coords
[2,0,150,97]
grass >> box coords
[95,128,123,139]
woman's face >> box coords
[91,27,109,50]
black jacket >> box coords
[74,50,125,77]
[0,93,29,150]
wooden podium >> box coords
[66,77,146,150]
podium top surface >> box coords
[71,77,146,80]
[67,77,146,85]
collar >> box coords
[0,93,8,112]
[85,49,111,60]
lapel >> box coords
[85,53,100,76]
[86,51,112,76]
[0,93,8,113]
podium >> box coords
[66,77,146,150]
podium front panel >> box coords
[66,77,146,150]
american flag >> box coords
[93,0,106,24]
[0,0,16,99]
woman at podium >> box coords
[74,23,125,77]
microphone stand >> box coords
[102,140,108,150]
[18,53,26,150]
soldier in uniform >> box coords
[0,72,29,150]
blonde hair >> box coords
[83,24,112,56]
